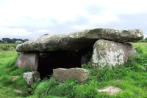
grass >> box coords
[0,42,147,98]
[0,43,17,51]
[0,45,33,98]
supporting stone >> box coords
[91,39,136,67]
[53,68,89,83]
[16,53,38,70]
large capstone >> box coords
[53,68,89,83]
[16,28,143,52]
[91,39,136,67]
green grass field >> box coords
[0,43,146,98]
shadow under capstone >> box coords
[37,48,92,79]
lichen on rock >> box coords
[91,39,136,67]
[16,28,143,52]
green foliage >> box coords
[34,77,57,97]
[73,80,98,98]
[47,79,77,97]
[34,78,78,98]
[135,46,144,54]
[139,37,147,42]
[0,43,17,51]
[0,50,34,97]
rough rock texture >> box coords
[23,71,40,86]
[16,28,143,52]
[98,86,121,95]
[16,53,38,70]
[91,40,136,67]
[53,68,89,83]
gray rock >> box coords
[16,53,38,71]
[53,68,89,83]
[91,39,136,67]
[23,71,40,86]
[16,28,143,52]
[98,86,122,95]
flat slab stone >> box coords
[98,86,122,95]
[16,28,143,52]
[91,39,136,67]
[53,68,89,83]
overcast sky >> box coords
[0,0,147,39]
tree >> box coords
[2,38,12,43]
[1,38,29,43]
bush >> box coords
[0,43,17,51]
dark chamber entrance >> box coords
[37,51,82,79]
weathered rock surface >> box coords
[98,86,121,95]
[91,39,136,67]
[16,28,143,52]
[16,53,38,70]
[53,68,89,83]
[23,71,40,86]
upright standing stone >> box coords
[91,39,136,67]
[16,53,38,70]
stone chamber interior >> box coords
[37,47,93,79]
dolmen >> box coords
[16,28,143,79]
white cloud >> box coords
[0,28,32,38]
[0,0,147,39]
[144,34,147,38]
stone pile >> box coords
[16,28,143,82]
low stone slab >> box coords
[91,39,136,67]
[16,28,143,52]
[53,68,89,83]
[98,86,121,95]
[16,53,38,70]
